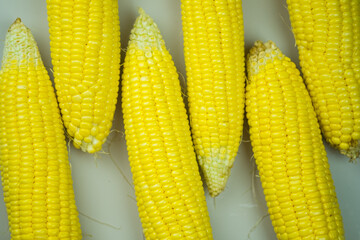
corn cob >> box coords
[286,0,360,160]
[181,0,245,197]
[122,9,213,240]
[0,18,81,240]
[46,0,120,153]
[246,40,344,239]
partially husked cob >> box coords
[0,18,81,240]
[286,0,360,160]
[181,0,245,197]
[122,9,213,240]
[246,41,344,239]
[46,0,120,153]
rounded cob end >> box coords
[340,142,360,162]
[206,173,230,198]
[246,40,284,78]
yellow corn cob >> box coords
[246,41,344,239]
[286,0,360,160]
[122,9,213,240]
[0,18,81,240]
[181,0,245,197]
[46,0,120,153]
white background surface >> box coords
[0,0,359,239]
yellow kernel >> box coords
[339,142,349,150]
[72,94,82,103]
[74,131,84,141]
[331,137,341,145]
[70,111,81,120]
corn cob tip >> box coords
[198,154,235,197]
[130,8,164,51]
[248,40,276,58]
[8,17,24,28]
[203,166,231,198]
[2,18,41,68]
[340,143,360,162]
[247,40,284,77]
[137,7,145,16]
[7,18,28,37]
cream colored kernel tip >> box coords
[1,18,41,67]
[129,8,165,51]
[247,40,285,76]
